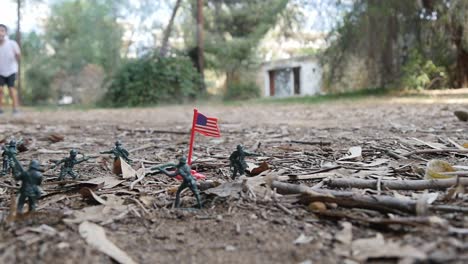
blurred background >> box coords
[1,0,467,107]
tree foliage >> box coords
[182,0,290,89]
[45,0,123,74]
[322,0,468,90]
[102,55,201,107]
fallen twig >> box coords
[290,140,332,146]
[315,210,447,227]
[402,148,468,157]
[271,181,468,215]
[324,177,468,190]
[272,181,415,214]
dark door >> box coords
[268,70,275,96]
[293,67,301,95]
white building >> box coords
[257,56,323,97]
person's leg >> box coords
[0,76,5,112]
[7,74,19,112]
[9,87,19,111]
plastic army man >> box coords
[229,144,259,179]
[52,149,90,180]
[1,140,18,176]
[152,156,202,209]
[11,156,43,213]
[100,140,131,163]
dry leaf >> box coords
[352,233,426,261]
[79,221,137,264]
[48,133,65,143]
[121,158,137,179]
[335,222,353,244]
[80,187,107,205]
[113,158,122,175]
[250,162,269,176]
[80,176,124,189]
[138,195,154,207]
[204,182,242,198]
[425,160,455,179]
[130,166,147,190]
[338,146,362,161]
[293,233,313,245]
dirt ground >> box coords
[1,96,468,264]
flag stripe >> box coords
[193,112,221,137]
[195,127,220,136]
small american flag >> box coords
[194,112,221,137]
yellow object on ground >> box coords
[425,160,456,179]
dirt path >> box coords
[1,98,467,263]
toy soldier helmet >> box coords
[115,140,122,146]
[179,156,187,164]
[70,149,78,156]
[236,144,243,151]
[29,160,41,170]
[9,140,16,147]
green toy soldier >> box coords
[229,144,259,179]
[152,156,202,209]
[52,149,90,180]
[100,140,131,163]
[1,140,18,176]
[11,156,43,213]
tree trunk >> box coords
[456,49,468,88]
[453,25,468,88]
[159,0,182,57]
[196,0,206,92]
[16,0,22,98]
[381,9,398,87]
[225,70,241,89]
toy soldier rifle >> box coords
[9,153,27,179]
[48,153,97,171]
[149,163,177,174]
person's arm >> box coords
[13,41,20,62]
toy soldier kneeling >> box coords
[100,140,131,163]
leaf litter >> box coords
[0,102,467,263]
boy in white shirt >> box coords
[0,24,21,114]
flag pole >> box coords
[188,108,198,165]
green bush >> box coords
[23,59,56,105]
[400,50,447,90]
[224,81,260,100]
[102,55,202,107]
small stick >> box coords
[325,177,468,190]
[290,140,332,146]
[402,148,468,157]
